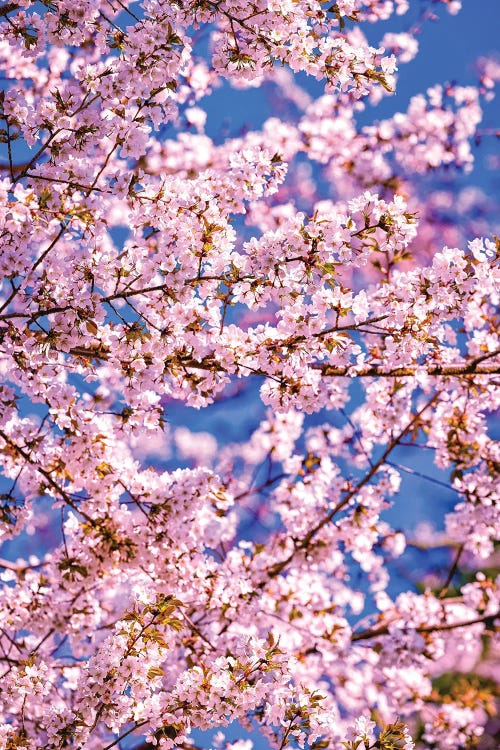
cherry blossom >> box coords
[0,1,499,750]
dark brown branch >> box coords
[0,222,68,315]
[351,613,498,642]
[318,363,500,378]
[0,3,20,18]
[0,429,94,523]
[438,543,465,598]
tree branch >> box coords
[351,613,498,642]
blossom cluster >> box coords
[0,1,499,750]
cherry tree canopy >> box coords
[0,1,499,749]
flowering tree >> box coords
[0,1,499,749]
